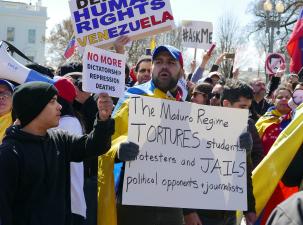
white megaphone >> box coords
[0,41,54,84]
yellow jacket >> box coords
[97,81,176,225]
[0,111,12,143]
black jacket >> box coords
[248,118,264,168]
[0,117,114,225]
[282,144,303,188]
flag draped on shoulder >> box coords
[287,8,303,73]
[97,81,177,225]
[64,36,76,59]
[252,104,303,216]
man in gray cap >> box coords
[0,81,114,225]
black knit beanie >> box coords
[13,81,58,127]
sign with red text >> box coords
[69,0,175,50]
[265,53,285,75]
[82,45,126,97]
[182,20,213,49]
[123,96,249,210]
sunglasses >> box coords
[211,93,221,99]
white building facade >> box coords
[0,0,47,64]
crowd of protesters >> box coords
[0,33,302,225]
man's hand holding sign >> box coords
[123,95,249,210]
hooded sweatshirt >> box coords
[0,117,114,225]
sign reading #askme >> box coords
[69,0,175,49]
[182,20,213,50]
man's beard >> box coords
[152,70,179,93]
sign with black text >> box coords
[69,0,175,49]
[182,20,213,49]
[123,96,249,210]
[82,45,125,97]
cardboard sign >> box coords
[123,96,249,210]
[265,53,285,75]
[82,45,126,97]
[69,0,175,50]
[182,20,213,49]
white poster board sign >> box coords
[265,53,285,75]
[82,45,126,98]
[182,20,213,49]
[123,96,248,210]
[69,0,175,50]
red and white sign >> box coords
[82,45,126,98]
[265,53,285,75]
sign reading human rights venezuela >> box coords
[69,0,175,49]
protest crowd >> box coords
[1,1,303,225]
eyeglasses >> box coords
[138,69,151,73]
[0,92,12,99]
[211,93,221,99]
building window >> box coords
[7,27,15,42]
[28,29,36,44]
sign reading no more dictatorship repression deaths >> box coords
[123,95,249,210]
[69,0,175,50]
[82,45,126,98]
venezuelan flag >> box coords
[287,8,303,73]
[64,36,76,59]
[252,104,303,220]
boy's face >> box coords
[35,95,62,129]
[224,96,252,109]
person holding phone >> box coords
[190,44,215,83]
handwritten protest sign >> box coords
[123,96,249,210]
[265,53,285,75]
[69,0,175,50]
[82,45,125,98]
[182,20,213,49]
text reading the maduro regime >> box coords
[122,96,249,211]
